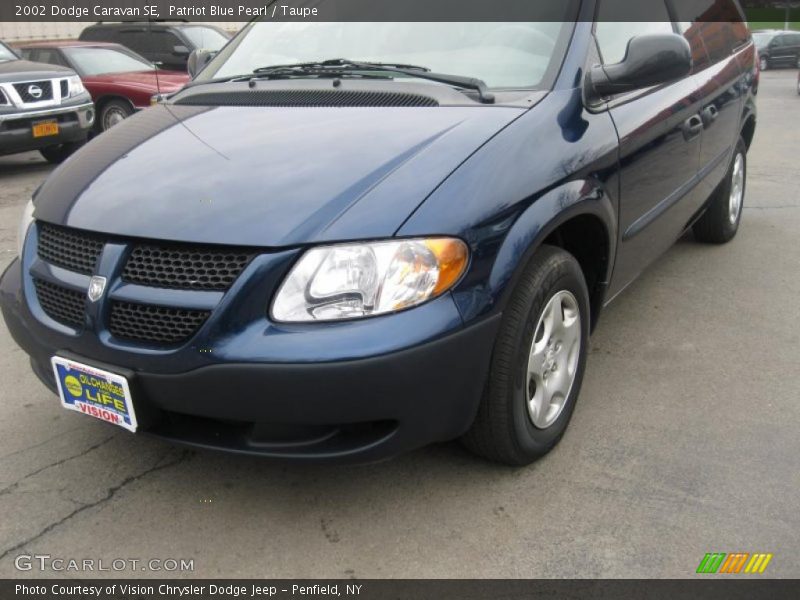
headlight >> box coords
[17,200,35,257]
[67,75,86,98]
[272,238,469,322]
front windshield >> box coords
[64,47,153,75]
[0,43,17,62]
[752,32,773,49]
[181,27,229,51]
[201,22,573,89]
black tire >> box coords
[39,140,84,164]
[693,137,747,244]
[99,99,133,132]
[462,245,590,466]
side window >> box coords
[595,0,674,65]
[150,31,183,54]
[672,0,747,63]
[35,48,67,67]
[676,22,711,72]
[117,30,149,55]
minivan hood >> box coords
[34,101,527,246]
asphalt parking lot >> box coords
[0,69,798,580]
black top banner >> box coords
[0,0,755,22]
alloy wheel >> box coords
[729,152,744,225]
[526,290,582,429]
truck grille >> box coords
[13,80,53,103]
[33,279,85,329]
[109,301,210,345]
[122,244,253,291]
[60,79,69,98]
[37,223,104,275]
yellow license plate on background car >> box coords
[32,120,59,138]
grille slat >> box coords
[123,244,253,291]
[37,223,104,275]
[109,301,210,345]
[175,89,440,108]
[13,80,54,103]
[33,279,85,329]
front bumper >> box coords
[0,102,94,155]
[1,256,499,463]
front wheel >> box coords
[99,99,133,131]
[693,137,747,244]
[462,245,590,466]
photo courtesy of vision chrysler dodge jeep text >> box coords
[1,0,757,465]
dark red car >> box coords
[17,41,189,132]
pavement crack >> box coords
[0,449,192,562]
[0,426,85,461]
[0,435,116,498]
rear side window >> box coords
[80,28,112,42]
[595,0,674,65]
[33,48,68,67]
[117,30,151,55]
[149,31,184,53]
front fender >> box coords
[485,179,617,318]
[397,88,620,326]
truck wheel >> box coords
[100,99,133,131]
[693,137,747,244]
[39,141,84,164]
[462,245,590,466]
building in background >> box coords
[0,21,243,42]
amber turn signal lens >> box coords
[425,238,469,296]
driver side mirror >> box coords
[187,49,217,78]
[587,33,692,99]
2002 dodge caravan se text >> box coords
[1,2,757,465]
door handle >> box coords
[682,115,703,141]
[702,105,719,125]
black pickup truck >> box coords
[0,41,95,163]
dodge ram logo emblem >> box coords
[27,84,43,99]
[87,276,107,303]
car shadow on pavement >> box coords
[0,153,52,179]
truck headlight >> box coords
[271,238,469,322]
[17,200,35,257]
[67,75,86,98]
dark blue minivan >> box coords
[1,2,757,465]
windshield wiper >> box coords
[248,59,495,104]
[253,59,431,73]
